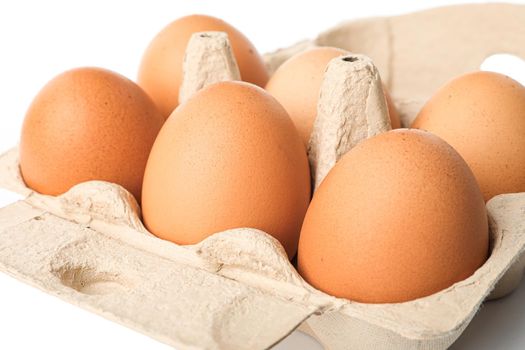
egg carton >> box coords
[1,3,525,350]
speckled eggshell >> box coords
[20,67,164,201]
[265,47,400,145]
[298,129,489,303]
[412,71,525,201]
[138,14,269,118]
[141,81,310,259]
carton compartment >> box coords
[50,235,137,295]
[54,266,129,295]
[0,201,316,350]
[264,3,525,127]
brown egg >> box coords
[142,81,310,258]
[20,67,164,201]
[138,14,269,118]
[298,129,488,303]
[265,47,400,145]
[412,71,525,201]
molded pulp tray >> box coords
[1,3,525,350]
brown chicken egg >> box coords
[412,71,525,201]
[138,14,269,118]
[265,47,400,145]
[141,81,310,258]
[20,67,164,201]
[298,129,488,303]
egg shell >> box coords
[412,71,525,201]
[138,14,269,118]
[141,81,310,258]
[298,129,489,303]
[19,67,164,201]
[265,47,400,145]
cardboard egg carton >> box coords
[0,3,524,349]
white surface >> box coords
[0,1,524,349]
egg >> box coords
[20,67,164,201]
[265,47,400,145]
[138,14,269,118]
[141,81,310,258]
[298,129,488,303]
[412,71,525,201]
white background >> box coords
[1,0,525,349]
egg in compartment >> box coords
[141,81,310,259]
[298,129,489,303]
[412,71,525,201]
[265,47,400,146]
[20,67,164,201]
[138,14,269,118]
